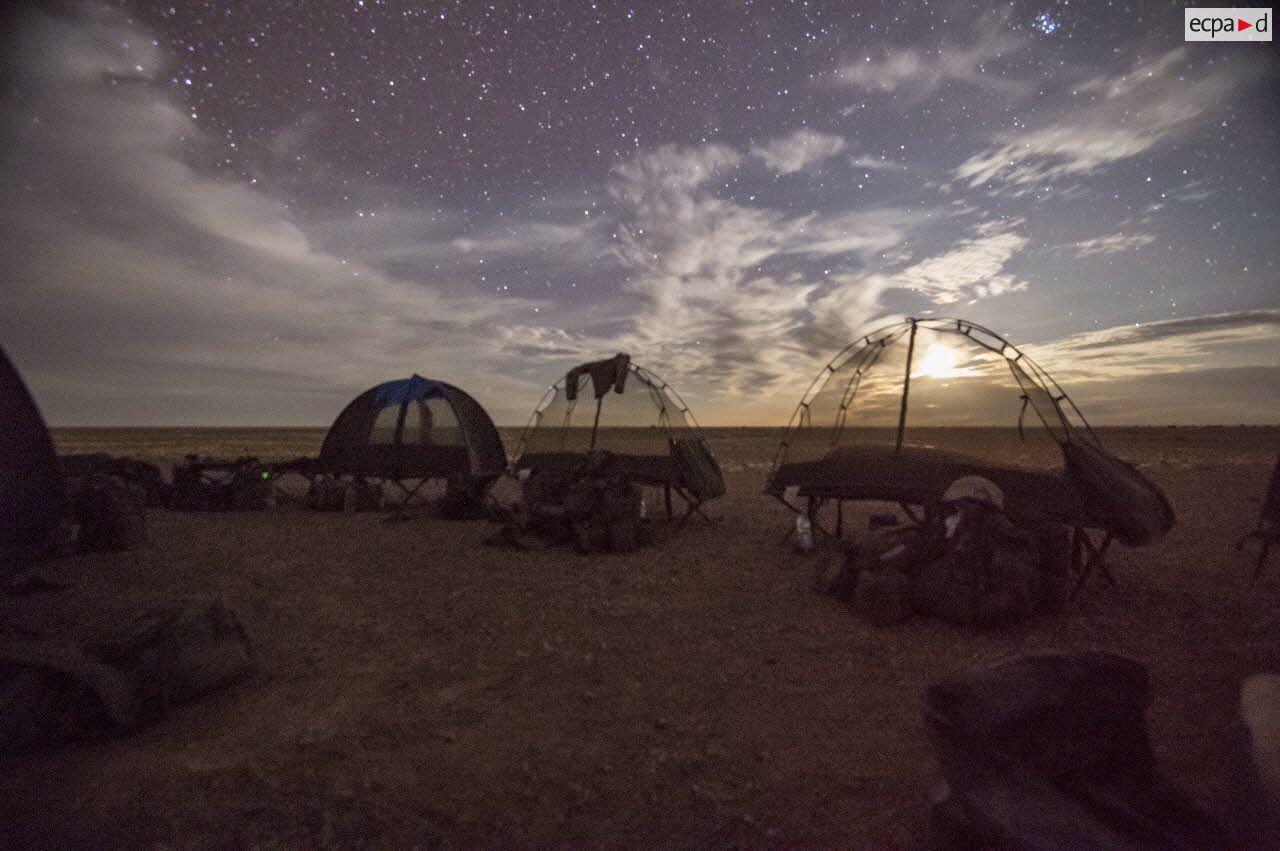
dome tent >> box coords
[318,375,506,503]
[514,353,724,520]
[766,318,1173,592]
[1,346,68,567]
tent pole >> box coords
[895,319,917,454]
[589,396,603,450]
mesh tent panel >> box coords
[518,363,697,460]
[775,318,1096,473]
[370,403,401,445]
[441,386,507,475]
[402,396,464,447]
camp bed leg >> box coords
[1070,528,1114,599]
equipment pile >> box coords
[50,454,160,555]
[303,476,385,512]
[494,451,644,553]
[817,477,1071,627]
[169,455,274,512]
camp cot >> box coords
[766,317,1175,595]
[513,353,725,521]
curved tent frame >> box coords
[514,354,724,520]
[767,317,1174,594]
[772,316,1102,473]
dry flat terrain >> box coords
[3,427,1279,847]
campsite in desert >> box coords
[0,423,1277,847]
[3,0,1280,847]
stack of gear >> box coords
[66,472,147,553]
[818,476,1071,626]
[513,451,643,553]
[60,454,169,508]
[437,474,494,520]
[924,651,1221,849]
[564,452,643,553]
[169,456,274,511]
[304,476,385,512]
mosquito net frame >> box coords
[767,316,1175,552]
[771,316,1103,474]
[515,358,703,462]
[512,354,726,516]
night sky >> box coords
[2,0,1277,426]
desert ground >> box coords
[3,426,1279,847]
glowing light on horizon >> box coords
[915,344,969,379]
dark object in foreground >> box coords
[1,346,69,570]
[0,598,252,752]
[0,345,151,570]
[1224,673,1280,848]
[924,651,1222,849]
[562,452,644,553]
[1237,454,1280,584]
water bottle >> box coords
[795,514,814,552]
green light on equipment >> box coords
[260,471,271,480]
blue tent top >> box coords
[373,374,444,408]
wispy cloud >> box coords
[1030,309,1280,424]
[1071,233,1157,257]
[954,49,1233,191]
[868,221,1029,305]
[848,155,908,172]
[750,128,847,175]
[1039,309,1280,368]
[831,14,1029,101]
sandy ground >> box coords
[2,426,1279,848]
